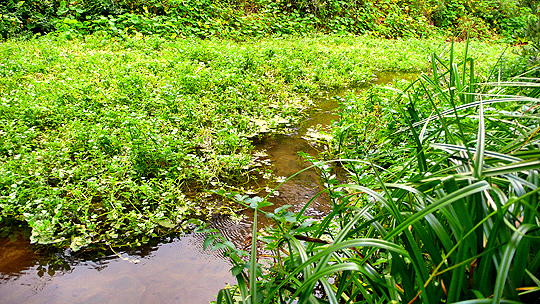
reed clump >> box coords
[215,42,540,303]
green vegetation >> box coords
[518,4,540,70]
[1,0,538,40]
[212,43,540,303]
[2,0,540,302]
[1,34,508,250]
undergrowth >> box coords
[0,34,507,250]
[1,0,537,41]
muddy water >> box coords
[0,228,235,304]
[0,72,417,304]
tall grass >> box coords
[215,42,540,303]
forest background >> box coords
[1,0,538,41]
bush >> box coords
[0,0,538,39]
[520,15,540,68]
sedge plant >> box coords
[213,41,540,303]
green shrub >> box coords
[520,15,540,68]
[1,0,537,39]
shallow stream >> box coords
[0,72,417,304]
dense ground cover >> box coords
[2,1,539,301]
[0,34,507,250]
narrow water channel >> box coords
[0,72,418,304]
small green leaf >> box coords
[203,236,214,250]
[157,219,176,228]
[274,204,292,214]
[231,265,244,276]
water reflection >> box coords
[0,227,41,282]
[0,229,234,304]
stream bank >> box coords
[0,72,418,304]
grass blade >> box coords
[493,224,534,303]
[474,99,485,179]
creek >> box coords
[0,72,417,304]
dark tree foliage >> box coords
[0,0,537,40]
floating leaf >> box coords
[157,219,176,228]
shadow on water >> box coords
[0,71,418,304]
[0,225,235,304]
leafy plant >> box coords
[520,15,540,68]
[5,34,495,250]
[1,0,537,39]
[214,42,540,303]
